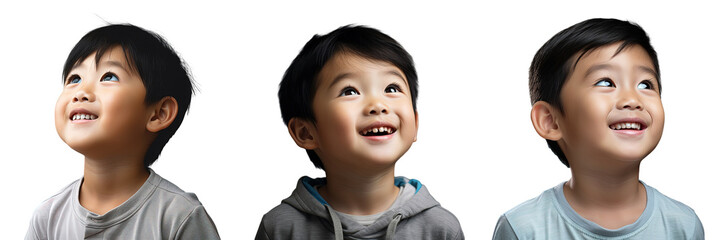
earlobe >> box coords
[288,118,319,150]
[146,97,179,133]
[413,111,419,142]
[530,101,562,141]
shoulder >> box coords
[409,205,464,239]
[29,180,79,222]
[27,180,79,239]
[259,202,310,230]
[148,172,220,238]
[145,172,208,222]
[400,182,464,239]
[650,186,700,218]
[503,186,557,221]
[150,172,204,209]
[499,186,559,236]
[648,185,704,234]
[412,205,462,230]
[257,201,330,240]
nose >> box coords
[616,89,643,111]
[72,85,95,103]
[365,98,389,116]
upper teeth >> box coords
[72,114,97,121]
[363,127,394,135]
[610,122,641,130]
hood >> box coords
[281,176,440,240]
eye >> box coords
[101,73,119,82]
[66,75,81,85]
[339,86,359,97]
[385,84,402,93]
[638,80,654,90]
[594,78,615,87]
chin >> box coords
[362,153,402,166]
[64,141,93,156]
[610,151,650,164]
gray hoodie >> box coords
[255,176,463,240]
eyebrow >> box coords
[99,60,131,73]
[584,64,658,79]
[584,64,615,78]
[328,70,408,89]
[69,59,131,76]
[637,66,659,79]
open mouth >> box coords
[360,126,396,136]
[69,109,99,121]
[71,113,98,121]
[609,122,646,131]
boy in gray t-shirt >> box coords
[25,24,219,239]
[493,18,703,239]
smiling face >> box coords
[55,46,154,160]
[309,51,418,173]
[556,43,664,167]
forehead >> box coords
[572,43,656,75]
[70,46,136,75]
[316,51,408,87]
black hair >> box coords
[529,18,660,167]
[62,24,195,167]
[278,25,418,170]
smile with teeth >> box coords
[71,113,98,121]
[610,122,643,130]
[361,127,396,136]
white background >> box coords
[1,1,718,239]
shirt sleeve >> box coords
[691,214,704,240]
[255,220,271,240]
[24,220,41,240]
[492,214,519,240]
[174,206,221,240]
[453,226,465,240]
[25,205,48,240]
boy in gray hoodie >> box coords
[255,25,464,240]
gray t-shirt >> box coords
[335,182,415,226]
[492,182,704,240]
[25,169,220,240]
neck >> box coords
[564,160,646,229]
[80,156,149,215]
[319,166,399,215]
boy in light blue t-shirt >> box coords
[493,18,703,239]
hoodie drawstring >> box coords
[385,213,402,240]
[325,204,344,240]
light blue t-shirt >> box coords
[492,182,704,240]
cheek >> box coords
[561,96,609,139]
[54,93,69,131]
[397,104,417,132]
[322,103,356,134]
[102,90,149,131]
[312,101,356,147]
[647,99,665,132]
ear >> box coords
[530,101,562,141]
[146,96,179,133]
[413,111,419,142]
[287,118,319,150]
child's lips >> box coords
[359,123,396,135]
[69,108,99,122]
[362,132,396,142]
[359,122,397,141]
[608,118,647,137]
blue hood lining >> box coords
[302,176,422,205]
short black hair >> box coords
[62,24,195,167]
[529,18,660,167]
[278,25,418,170]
